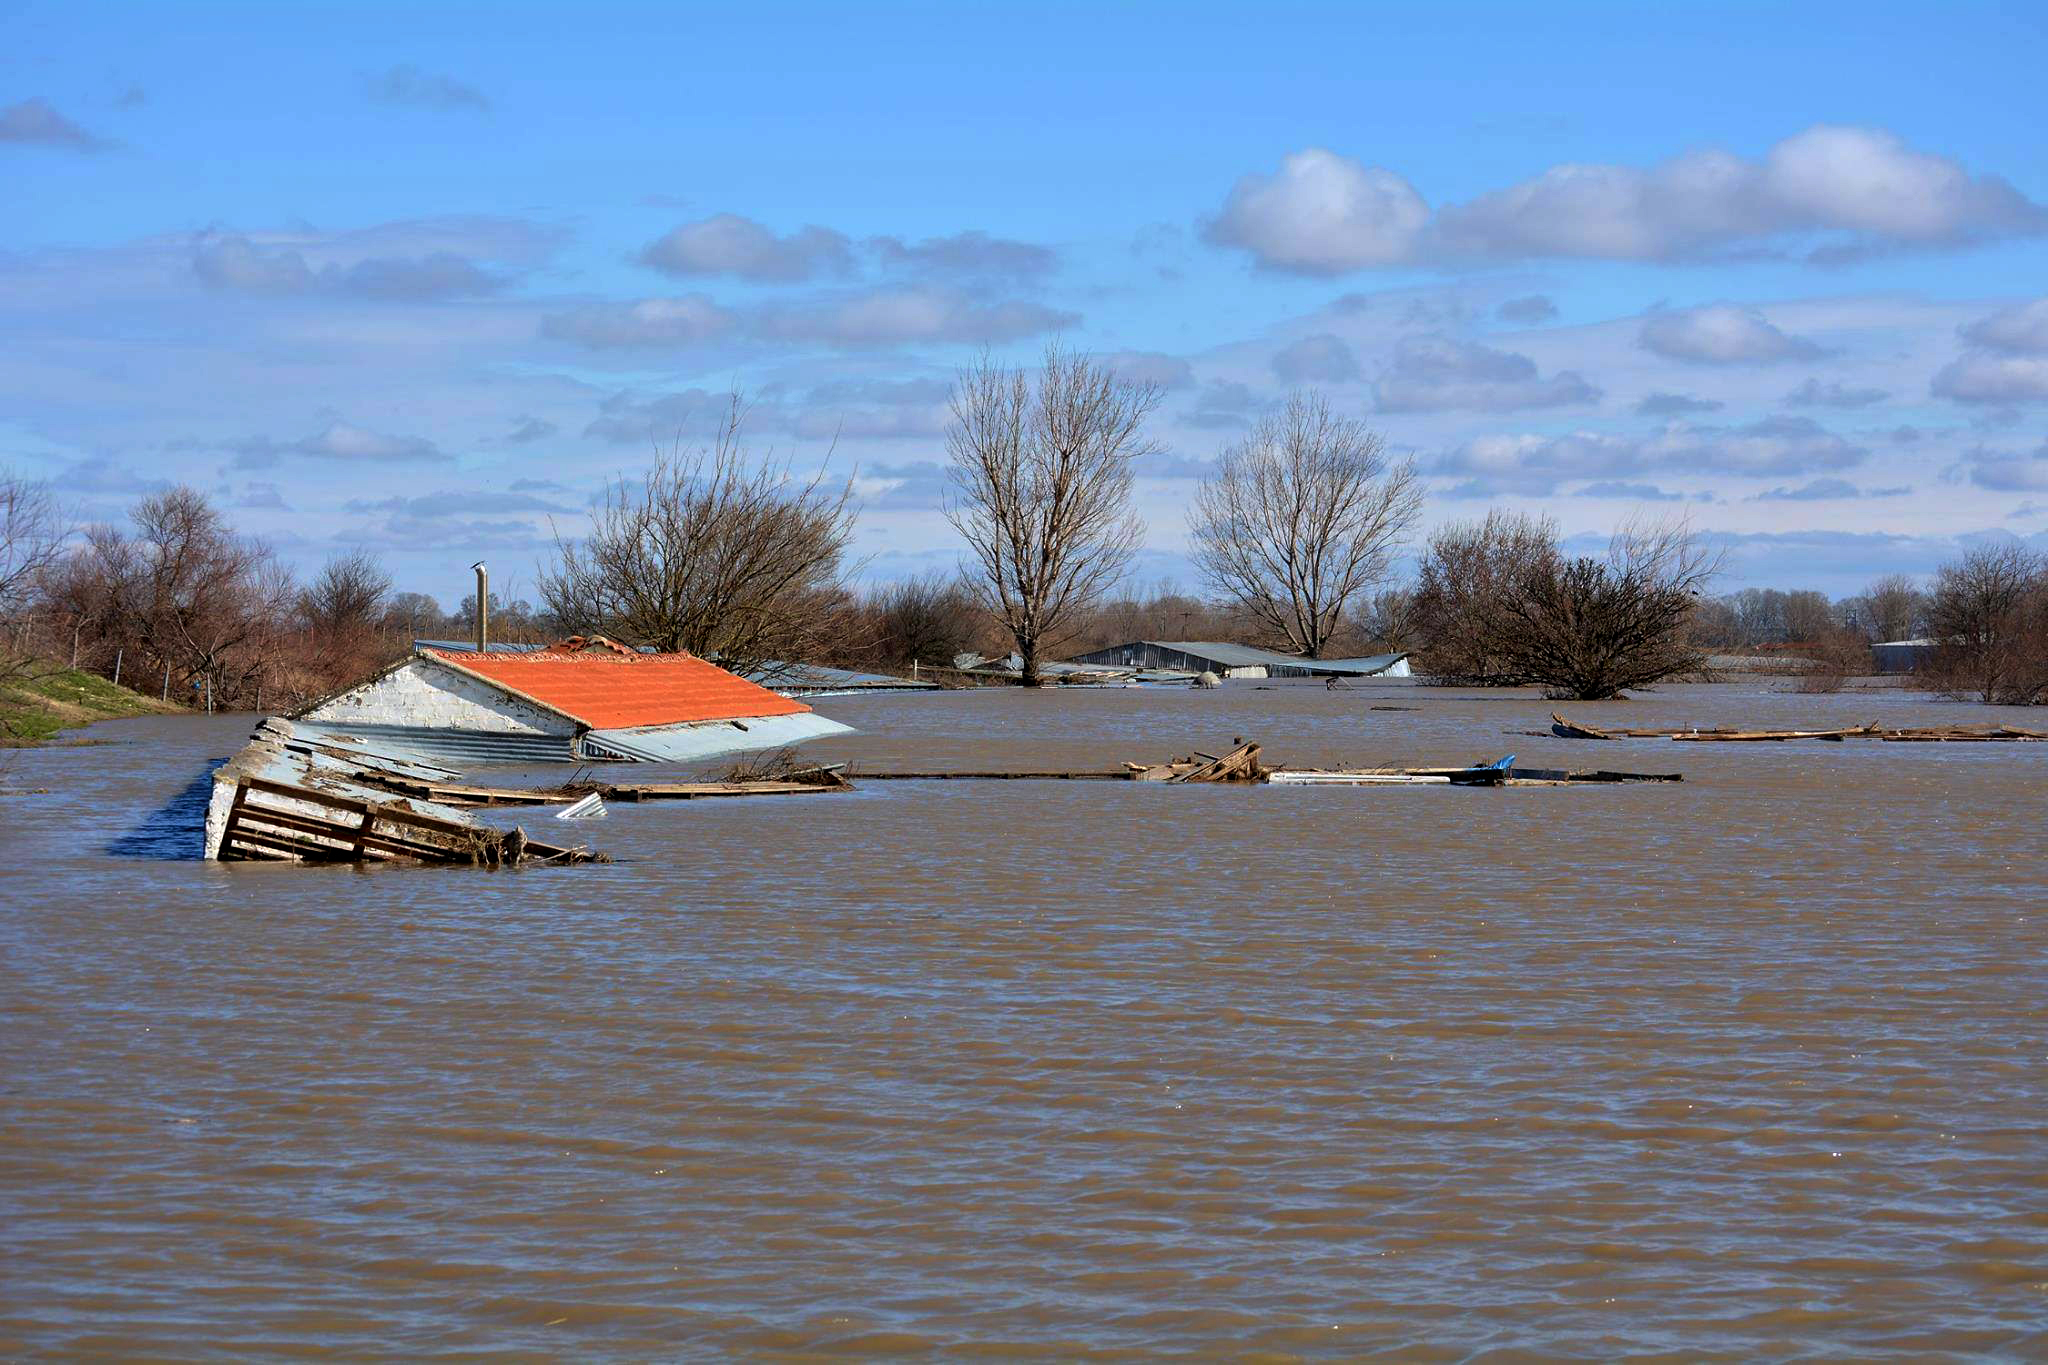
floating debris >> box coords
[1551,713,2046,743]
[554,791,607,821]
[862,741,1677,787]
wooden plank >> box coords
[238,775,371,816]
[224,825,375,863]
[235,806,459,860]
[592,781,844,800]
[854,770,1131,781]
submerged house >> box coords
[1065,641,1411,680]
[295,636,852,765]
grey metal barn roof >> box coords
[1069,641,1409,677]
[740,661,942,696]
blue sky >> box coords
[6,0,2047,603]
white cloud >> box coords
[192,234,316,294]
[640,214,852,282]
[1431,415,1864,495]
[1573,481,1688,502]
[1204,126,2047,273]
[1785,377,1889,408]
[0,97,111,151]
[1762,126,2037,247]
[1634,392,1723,417]
[1102,352,1195,389]
[190,222,540,300]
[751,287,1076,348]
[1639,305,1822,365]
[1931,354,2048,404]
[540,295,736,348]
[1497,295,1558,324]
[868,230,1057,281]
[1953,440,2048,490]
[364,65,488,111]
[1931,298,2048,403]
[1202,148,1430,273]
[546,285,1071,351]
[337,253,502,299]
[1375,336,1598,412]
[1271,333,1360,384]
[1752,477,1907,501]
[1959,297,2048,355]
[226,422,451,468]
[582,388,768,444]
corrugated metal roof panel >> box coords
[1307,653,1411,676]
[583,711,854,762]
[284,720,579,768]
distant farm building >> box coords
[1870,639,1937,674]
[296,636,851,764]
[1065,641,1411,680]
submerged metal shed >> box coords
[1065,641,1411,679]
[296,636,852,766]
[1871,638,1937,674]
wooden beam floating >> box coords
[1550,712,2046,743]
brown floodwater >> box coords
[3,681,2045,1358]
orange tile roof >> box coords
[423,641,811,730]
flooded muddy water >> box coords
[3,682,2045,1357]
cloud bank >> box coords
[1205,125,2048,273]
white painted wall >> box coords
[300,658,576,735]
[203,777,235,859]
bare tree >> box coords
[1188,392,1422,658]
[1860,573,1925,642]
[1483,520,1720,700]
[301,549,392,638]
[539,396,856,674]
[298,548,396,682]
[0,472,66,681]
[1409,509,1559,684]
[1925,544,2048,705]
[1362,587,1420,652]
[382,591,444,639]
[82,487,287,708]
[869,573,979,669]
[1780,589,1835,644]
[945,345,1159,685]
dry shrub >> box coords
[1796,629,1874,693]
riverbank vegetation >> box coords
[0,663,181,744]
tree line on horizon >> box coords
[4,346,2045,729]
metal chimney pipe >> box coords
[472,561,488,653]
